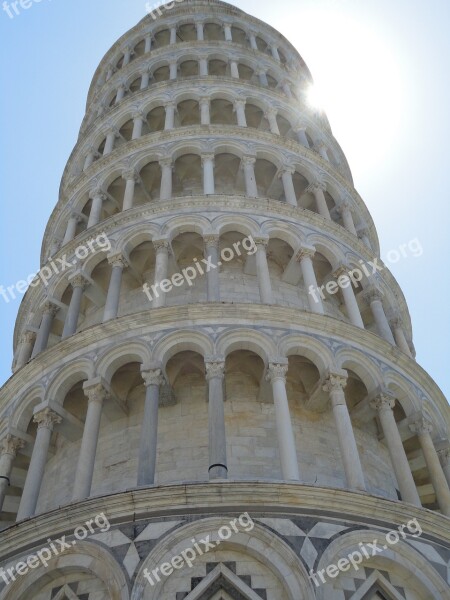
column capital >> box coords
[153,239,170,252]
[388,313,403,328]
[199,96,210,106]
[83,379,109,404]
[363,286,383,304]
[369,392,396,412]
[33,408,62,430]
[164,100,177,110]
[69,273,89,290]
[295,245,315,262]
[409,414,434,436]
[204,234,220,248]
[264,107,278,118]
[241,155,256,166]
[20,330,36,345]
[41,300,60,316]
[89,187,107,201]
[437,446,450,462]
[205,359,225,381]
[131,110,145,121]
[254,237,269,248]
[266,363,289,384]
[121,168,139,182]
[1,434,25,457]
[279,165,295,177]
[306,180,326,194]
[234,98,246,108]
[201,153,215,165]
[159,157,173,169]
[322,370,348,393]
[139,65,150,76]
[107,253,128,269]
[332,264,350,279]
[69,212,86,224]
[141,368,165,387]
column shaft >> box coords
[137,371,163,485]
[297,250,324,314]
[202,155,215,195]
[281,170,297,206]
[206,362,227,479]
[32,305,57,357]
[204,238,220,301]
[255,241,273,304]
[417,429,450,517]
[0,437,24,512]
[243,158,258,197]
[369,297,395,344]
[17,410,61,520]
[373,398,421,506]
[123,175,137,211]
[72,385,106,501]
[153,242,170,308]
[62,278,85,339]
[87,193,104,228]
[103,258,125,322]
[200,99,210,125]
[159,162,173,200]
[62,214,79,245]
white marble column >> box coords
[200,97,210,125]
[72,381,108,501]
[122,169,139,211]
[323,372,366,491]
[334,266,364,328]
[83,147,96,171]
[122,45,132,66]
[31,302,59,357]
[364,288,396,344]
[169,60,178,80]
[280,167,297,206]
[199,55,208,77]
[316,143,329,161]
[204,235,220,301]
[410,417,450,517]
[103,254,127,322]
[159,159,173,200]
[170,26,177,44]
[370,394,421,506]
[62,213,81,246]
[295,126,310,148]
[271,45,280,61]
[105,64,114,81]
[242,156,258,197]
[103,129,116,155]
[206,360,228,480]
[132,112,145,140]
[87,191,106,228]
[17,409,62,520]
[437,446,450,488]
[265,108,280,134]
[0,435,24,512]
[137,368,164,485]
[62,274,87,339]
[140,68,150,90]
[153,240,170,308]
[164,102,176,130]
[338,201,357,235]
[202,153,215,195]
[230,60,239,79]
[357,226,372,250]
[196,22,204,41]
[266,363,300,481]
[282,80,292,98]
[296,247,324,314]
[223,23,233,41]
[306,182,331,220]
[115,83,126,103]
[249,32,258,49]
[258,70,269,87]
[234,99,247,126]
[144,34,152,53]
[389,316,413,357]
[255,238,273,304]
[15,331,36,370]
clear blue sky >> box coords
[1,0,449,402]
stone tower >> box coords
[0,1,449,598]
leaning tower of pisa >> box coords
[0,1,449,598]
